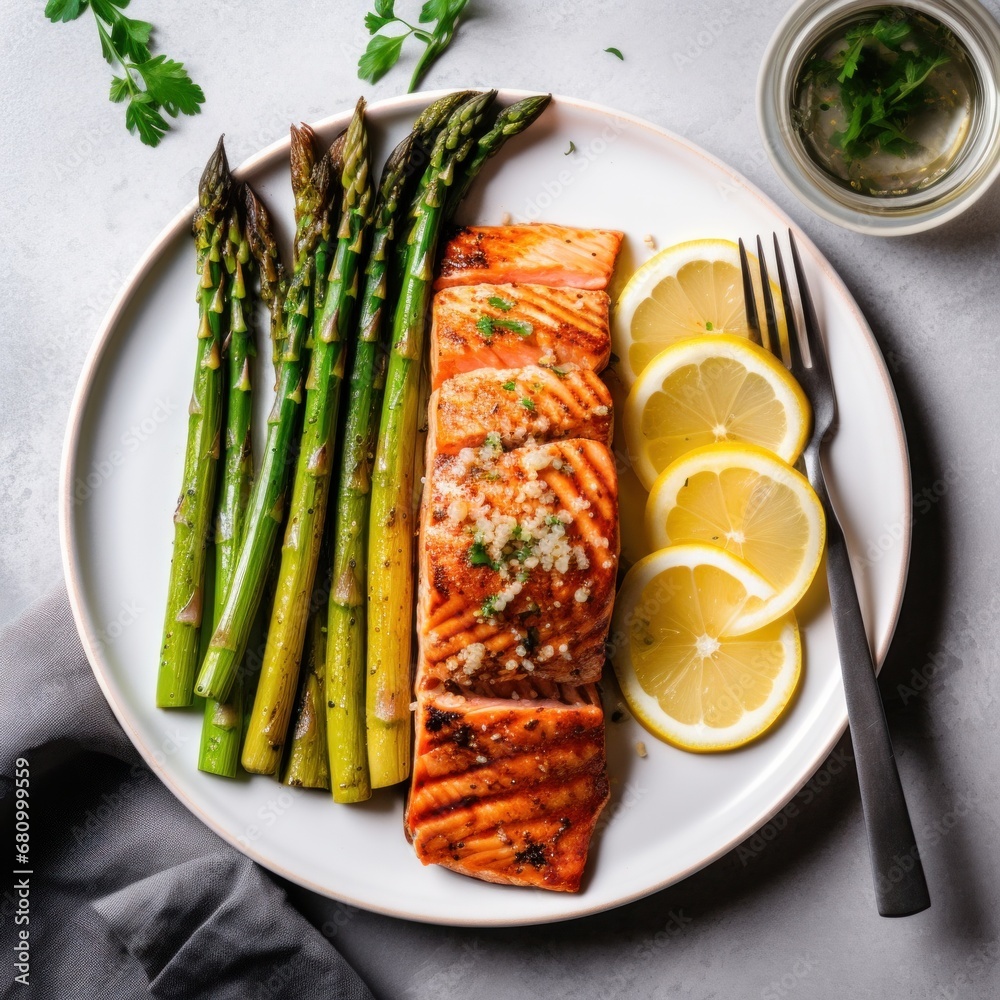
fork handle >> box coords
[822,499,931,916]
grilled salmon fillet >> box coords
[405,685,609,891]
[435,225,623,291]
[410,219,623,893]
[430,282,610,389]
[428,365,613,456]
[418,438,619,687]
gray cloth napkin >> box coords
[0,585,376,1000]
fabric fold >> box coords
[1,585,375,1000]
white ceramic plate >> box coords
[60,91,910,926]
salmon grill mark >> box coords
[425,706,461,732]
[514,841,548,868]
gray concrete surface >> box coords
[2,1,998,997]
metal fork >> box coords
[739,232,930,917]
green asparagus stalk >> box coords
[366,91,496,787]
[157,137,231,708]
[313,130,348,328]
[243,184,288,388]
[444,94,552,218]
[392,90,478,282]
[283,586,331,789]
[325,130,423,804]
[242,101,373,774]
[194,127,330,704]
[199,194,255,777]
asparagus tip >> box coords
[198,135,231,213]
[290,123,319,199]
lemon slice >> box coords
[611,543,801,751]
[624,335,811,489]
[612,238,787,387]
[645,443,825,633]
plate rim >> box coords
[59,88,912,927]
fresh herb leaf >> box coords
[109,75,131,103]
[499,318,533,337]
[476,314,495,340]
[469,539,500,570]
[358,32,407,84]
[364,11,395,33]
[520,397,535,411]
[419,0,464,21]
[501,380,516,391]
[136,56,204,116]
[45,0,88,23]
[111,15,152,63]
[488,295,515,312]
[358,0,469,93]
[125,92,169,146]
[605,46,624,60]
[480,594,499,618]
[565,141,576,155]
[46,0,203,147]
[871,18,910,49]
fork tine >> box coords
[738,238,762,347]
[788,229,831,382]
[771,232,806,378]
[755,235,780,360]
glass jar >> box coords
[757,0,1000,234]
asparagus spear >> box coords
[326,130,425,803]
[366,91,497,787]
[194,127,330,704]
[444,94,552,218]
[283,581,331,789]
[243,184,288,388]
[392,90,478,282]
[310,130,348,347]
[199,194,255,777]
[157,137,231,708]
[242,102,373,774]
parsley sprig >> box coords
[359,0,470,92]
[45,0,204,147]
[806,10,951,163]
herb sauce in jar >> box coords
[793,5,977,196]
